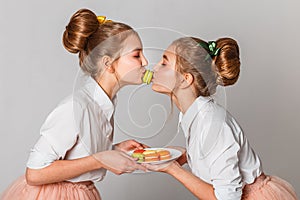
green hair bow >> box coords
[198,41,221,61]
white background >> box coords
[1,0,299,199]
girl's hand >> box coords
[93,150,146,175]
[142,160,181,174]
[114,139,149,152]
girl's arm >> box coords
[26,155,99,186]
[143,161,217,200]
[26,150,146,186]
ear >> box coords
[179,73,194,89]
[101,56,115,73]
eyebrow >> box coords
[131,48,142,53]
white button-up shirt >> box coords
[179,96,262,200]
[27,76,115,182]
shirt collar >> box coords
[84,76,116,121]
[179,96,213,134]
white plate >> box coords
[128,147,182,165]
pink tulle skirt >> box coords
[242,173,298,200]
[0,175,101,200]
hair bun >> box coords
[63,9,99,54]
[213,38,240,86]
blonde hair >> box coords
[172,37,240,97]
[62,9,137,78]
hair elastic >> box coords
[198,41,221,61]
[97,16,112,24]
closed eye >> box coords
[132,50,142,58]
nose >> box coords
[141,53,148,67]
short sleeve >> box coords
[39,100,80,159]
[26,136,59,169]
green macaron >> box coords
[132,153,144,162]
[142,70,153,84]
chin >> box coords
[151,83,171,95]
[121,78,143,86]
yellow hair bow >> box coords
[97,16,112,24]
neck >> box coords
[172,89,197,114]
[94,74,120,100]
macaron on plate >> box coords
[128,147,182,165]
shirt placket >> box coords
[181,122,192,168]
[107,116,114,143]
